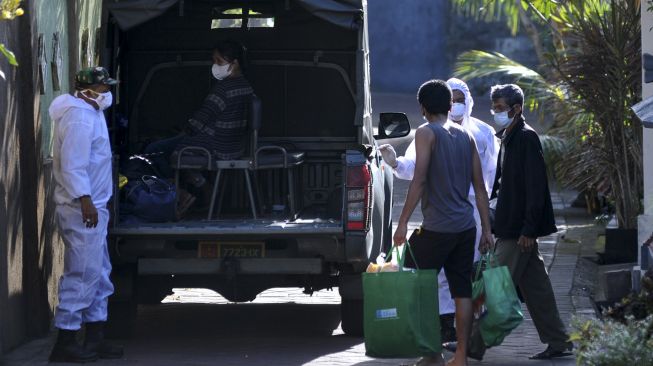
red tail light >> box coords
[346,165,372,231]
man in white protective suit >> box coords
[379,78,499,343]
[48,67,123,363]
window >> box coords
[211,7,275,29]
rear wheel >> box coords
[340,298,364,337]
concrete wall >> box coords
[0,0,103,355]
[638,2,653,268]
[0,18,24,354]
[367,1,537,96]
[368,0,450,92]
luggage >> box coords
[120,154,161,180]
[121,175,176,223]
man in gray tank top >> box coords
[393,80,493,366]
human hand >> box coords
[479,230,495,254]
[517,235,535,252]
[80,196,98,228]
[393,223,408,247]
[378,144,398,169]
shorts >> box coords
[404,226,476,298]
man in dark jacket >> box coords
[489,84,572,359]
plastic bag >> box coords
[363,243,440,357]
[475,253,523,347]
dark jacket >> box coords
[180,75,253,160]
[490,116,557,239]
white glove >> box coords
[378,144,398,169]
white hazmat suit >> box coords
[50,94,114,330]
[391,78,499,315]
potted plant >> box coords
[571,269,653,365]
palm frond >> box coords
[453,50,564,112]
[451,0,609,35]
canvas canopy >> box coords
[106,0,373,144]
[106,0,364,31]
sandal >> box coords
[529,345,573,360]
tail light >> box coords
[346,165,372,231]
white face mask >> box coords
[493,110,513,129]
[449,102,466,121]
[80,90,113,111]
[212,63,231,80]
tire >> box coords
[340,298,364,337]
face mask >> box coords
[493,110,513,128]
[450,103,466,121]
[80,90,113,111]
[212,63,231,80]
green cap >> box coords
[75,66,118,87]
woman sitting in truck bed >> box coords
[144,40,254,213]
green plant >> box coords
[451,0,610,72]
[570,315,653,366]
[550,0,642,229]
[0,0,24,79]
[570,270,653,365]
[453,0,642,229]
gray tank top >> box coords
[421,122,476,233]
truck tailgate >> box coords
[110,219,343,237]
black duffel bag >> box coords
[123,175,176,222]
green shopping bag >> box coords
[363,243,441,357]
[476,253,523,347]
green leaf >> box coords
[510,5,519,35]
[0,43,18,66]
[453,50,562,115]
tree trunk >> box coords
[518,4,547,68]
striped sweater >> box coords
[179,75,254,160]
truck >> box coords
[104,0,411,336]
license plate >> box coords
[198,241,265,258]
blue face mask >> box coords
[492,106,514,128]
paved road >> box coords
[3,93,580,366]
[3,183,579,366]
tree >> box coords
[552,1,641,229]
[452,0,643,229]
[451,1,610,72]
